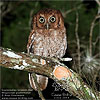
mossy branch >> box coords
[0,47,100,100]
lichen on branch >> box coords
[0,47,100,100]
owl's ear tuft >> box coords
[31,15,37,30]
[57,10,64,28]
[31,17,34,30]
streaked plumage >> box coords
[27,8,67,91]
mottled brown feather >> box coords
[27,8,67,91]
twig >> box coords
[1,3,12,17]
[75,12,81,70]
[32,73,45,100]
[89,14,100,56]
[95,0,100,6]
[67,5,82,14]
[93,36,100,46]
[62,4,82,18]
[93,53,100,58]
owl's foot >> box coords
[59,57,72,61]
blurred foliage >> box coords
[1,0,99,99]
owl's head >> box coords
[32,8,64,30]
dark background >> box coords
[1,0,99,99]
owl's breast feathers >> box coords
[27,28,67,58]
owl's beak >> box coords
[45,23,50,30]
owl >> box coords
[27,8,67,91]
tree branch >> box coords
[0,47,100,100]
[75,12,81,72]
[89,14,100,57]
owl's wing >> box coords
[27,30,48,91]
[27,30,35,54]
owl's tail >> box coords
[29,73,48,91]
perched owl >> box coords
[27,8,67,91]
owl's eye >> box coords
[49,16,56,23]
[39,17,45,23]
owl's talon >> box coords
[59,57,72,62]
